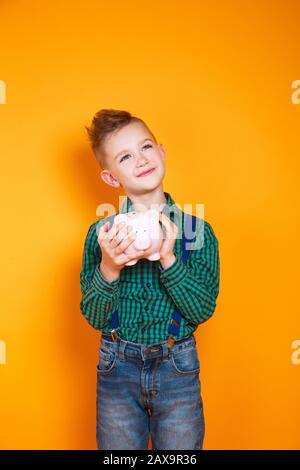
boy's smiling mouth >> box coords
[137,167,155,177]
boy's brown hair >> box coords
[85,109,157,169]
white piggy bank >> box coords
[112,209,163,266]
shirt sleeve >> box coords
[158,220,220,325]
[79,221,120,330]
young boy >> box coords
[80,109,220,450]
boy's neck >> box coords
[128,188,168,213]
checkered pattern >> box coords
[80,191,220,344]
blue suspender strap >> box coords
[166,212,197,349]
[109,312,119,341]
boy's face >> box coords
[99,121,166,195]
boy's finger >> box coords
[127,250,146,261]
[160,213,172,238]
[107,220,126,242]
[98,221,110,242]
[160,213,177,237]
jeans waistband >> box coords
[100,332,196,362]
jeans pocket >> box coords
[170,345,200,375]
[97,346,117,375]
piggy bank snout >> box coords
[128,227,150,250]
[134,236,151,250]
[115,210,163,262]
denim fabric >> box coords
[96,333,205,450]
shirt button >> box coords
[145,306,149,311]
[146,282,151,287]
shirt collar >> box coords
[119,191,178,216]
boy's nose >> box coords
[137,154,149,165]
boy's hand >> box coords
[159,212,178,268]
[98,220,147,278]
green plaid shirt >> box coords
[80,191,220,344]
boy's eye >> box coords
[119,144,152,163]
[120,154,130,163]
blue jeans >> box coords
[96,333,205,450]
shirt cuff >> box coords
[92,265,120,298]
[159,255,188,289]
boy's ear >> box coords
[100,169,121,188]
[158,143,166,160]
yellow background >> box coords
[0,0,299,449]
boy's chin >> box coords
[136,177,163,188]
[125,177,163,193]
[136,183,163,193]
